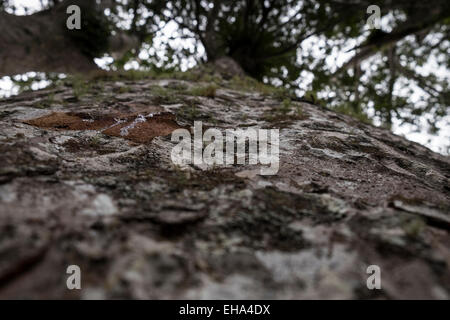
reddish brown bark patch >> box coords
[24,112,114,130]
[103,113,181,144]
[24,112,181,144]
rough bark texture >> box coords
[0,15,91,77]
[0,0,114,77]
[0,71,449,299]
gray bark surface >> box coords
[0,5,97,77]
[0,72,449,299]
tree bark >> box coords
[0,3,99,77]
[0,73,449,299]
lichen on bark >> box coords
[0,72,449,299]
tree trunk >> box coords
[0,72,448,299]
[0,0,100,77]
